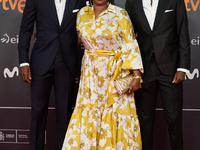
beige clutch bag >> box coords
[113,74,142,95]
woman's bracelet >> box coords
[133,76,143,83]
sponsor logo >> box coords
[0,0,26,13]
[191,36,200,45]
[1,34,19,44]
[0,129,30,144]
[186,68,199,80]
[185,0,200,11]
[0,131,5,141]
[0,130,15,143]
[4,67,19,78]
[17,130,29,143]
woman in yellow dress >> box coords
[62,0,143,149]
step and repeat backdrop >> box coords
[0,0,199,149]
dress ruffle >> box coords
[62,106,141,150]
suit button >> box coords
[55,46,57,48]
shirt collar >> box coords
[84,3,116,15]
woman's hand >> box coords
[127,69,142,94]
[128,78,141,94]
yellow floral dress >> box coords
[62,4,143,150]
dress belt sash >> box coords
[85,49,125,107]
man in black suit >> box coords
[18,0,86,149]
[125,0,190,150]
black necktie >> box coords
[151,0,153,6]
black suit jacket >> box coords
[18,0,86,76]
[126,0,190,75]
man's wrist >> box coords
[20,63,30,67]
[177,68,189,74]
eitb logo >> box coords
[1,33,19,44]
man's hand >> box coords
[172,71,186,84]
[20,66,32,83]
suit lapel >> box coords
[133,0,152,33]
[44,0,59,27]
[153,0,170,30]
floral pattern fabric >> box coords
[62,4,143,150]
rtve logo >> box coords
[185,0,200,11]
[186,68,199,80]
[0,0,25,13]
[1,33,19,44]
[4,67,19,78]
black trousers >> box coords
[30,53,75,150]
[135,54,183,150]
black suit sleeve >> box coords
[176,0,190,70]
[125,0,138,41]
[81,0,88,7]
[18,0,36,64]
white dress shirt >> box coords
[20,0,66,67]
[55,0,66,25]
[143,0,159,30]
[142,0,189,73]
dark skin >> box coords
[128,69,142,93]
[93,0,109,19]
[20,66,31,83]
[172,71,186,84]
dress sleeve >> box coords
[118,10,143,73]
